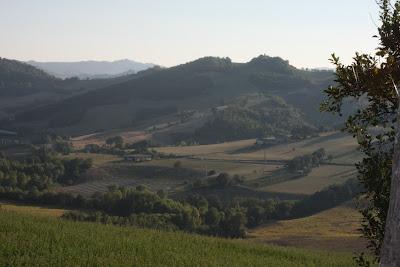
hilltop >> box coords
[0,58,59,97]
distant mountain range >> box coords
[26,59,155,79]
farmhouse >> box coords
[0,129,19,146]
[255,136,277,146]
[123,154,152,162]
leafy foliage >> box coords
[320,0,400,261]
[287,148,326,174]
[0,149,92,189]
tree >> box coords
[106,136,124,148]
[215,173,230,187]
[54,141,73,155]
[173,160,182,169]
[205,207,221,226]
[321,1,400,264]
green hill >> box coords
[0,58,161,122]
[0,57,60,96]
[0,209,358,267]
[192,94,316,144]
[3,55,335,136]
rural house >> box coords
[123,154,153,162]
[0,129,19,147]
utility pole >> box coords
[201,157,207,178]
[263,146,266,172]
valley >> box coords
[3,0,399,265]
[0,54,369,265]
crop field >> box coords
[155,132,360,163]
[262,165,357,195]
[60,132,358,197]
[140,158,280,179]
[234,133,360,163]
[0,202,66,217]
[59,177,184,195]
[0,210,361,267]
[71,130,150,148]
[62,152,120,166]
[156,139,255,157]
[248,202,366,253]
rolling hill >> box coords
[0,58,161,122]
[2,55,337,139]
[0,57,60,97]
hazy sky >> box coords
[0,0,381,68]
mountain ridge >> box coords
[27,59,155,79]
[0,55,338,142]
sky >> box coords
[0,0,381,68]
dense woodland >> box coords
[193,94,316,144]
[0,58,61,96]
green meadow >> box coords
[0,209,359,267]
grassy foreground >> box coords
[0,209,358,267]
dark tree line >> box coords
[287,148,326,174]
[0,149,92,191]
[61,178,360,238]
[191,173,244,189]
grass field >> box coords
[71,130,150,149]
[156,139,255,157]
[248,202,366,253]
[0,209,361,267]
[262,165,357,195]
[0,202,66,217]
[155,132,360,163]
[140,158,279,178]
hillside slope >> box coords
[5,55,335,136]
[249,202,365,252]
[0,58,161,122]
[0,209,358,267]
[0,58,59,97]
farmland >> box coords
[60,131,359,197]
[0,209,361,267]
[249,202,365,252]
[0,202,66,217]
[261,165,357,195]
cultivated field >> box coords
[71,130,150,149]
[0,210,361,267]
[62,132,359,196]
[62,152,120,166]
[155,132,360,163]
[248,202,366,253]
[0,202,66,217]
[261,165,357,195]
